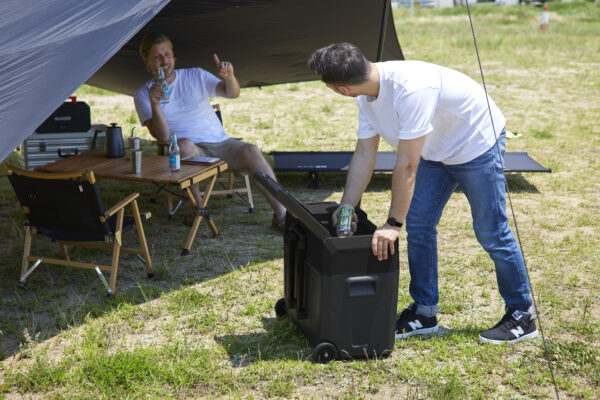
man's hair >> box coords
[139,33,173,60]
[308,43,369,85]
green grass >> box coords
[1,1,600,399]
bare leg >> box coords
[228,143,286,222]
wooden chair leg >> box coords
[21,226,33,278]
[131,200,153,275]
[108,209,124,294]
[59,241,71,261]
[228,171,235,193]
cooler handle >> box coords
[347,276,378,297]
[57,148,79,158]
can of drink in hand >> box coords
[336,204,354,237]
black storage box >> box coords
[35,97,91,133]
[254,171,399,362]
[20,97,103,170]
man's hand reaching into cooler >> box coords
[371,225,399,261]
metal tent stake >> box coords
[94,266,112,296]
[19,258,43,287]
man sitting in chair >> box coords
[134,32,286,230]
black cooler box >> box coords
[254,171,399,362]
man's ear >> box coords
[337,85,351,96]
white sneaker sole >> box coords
[479,330,539,345]
[395,325,439,339]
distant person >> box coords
[134,33,286,230]
[308,42,537,344]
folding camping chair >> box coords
[151,104,254,217]
[4,165,153,296]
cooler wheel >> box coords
[312,342,338,363]
[274,298,287,318]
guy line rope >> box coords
[464,1,560,398]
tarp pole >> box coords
[376,0,391,61]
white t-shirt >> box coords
[357,61,506,165]
[134,68,229,143]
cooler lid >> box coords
[253,170,331,241]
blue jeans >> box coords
[405,133,532,315]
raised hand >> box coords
[213,53,234,79]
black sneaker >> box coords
[479,309,538,344]
[395,305,439,339]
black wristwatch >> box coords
[386,217,404,228]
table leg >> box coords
[199,174,219,235]
[181,174,219,255]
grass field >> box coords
[1,2,599,399]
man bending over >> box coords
[308,42,537,344]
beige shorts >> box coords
[194,138,248,168]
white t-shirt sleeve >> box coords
[133,86,152,126]
[357,106,377,140]
[195,68,221,98]
[395,87,438,139]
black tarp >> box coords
[87,0,404,95]
[0,0,402,162]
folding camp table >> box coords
[271,151,551,188]
[36,149,227,255]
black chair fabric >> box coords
[7,172,111,237]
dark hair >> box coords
[139,33,173,60]
[308,43,369,85]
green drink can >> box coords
[336,204,354,236]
